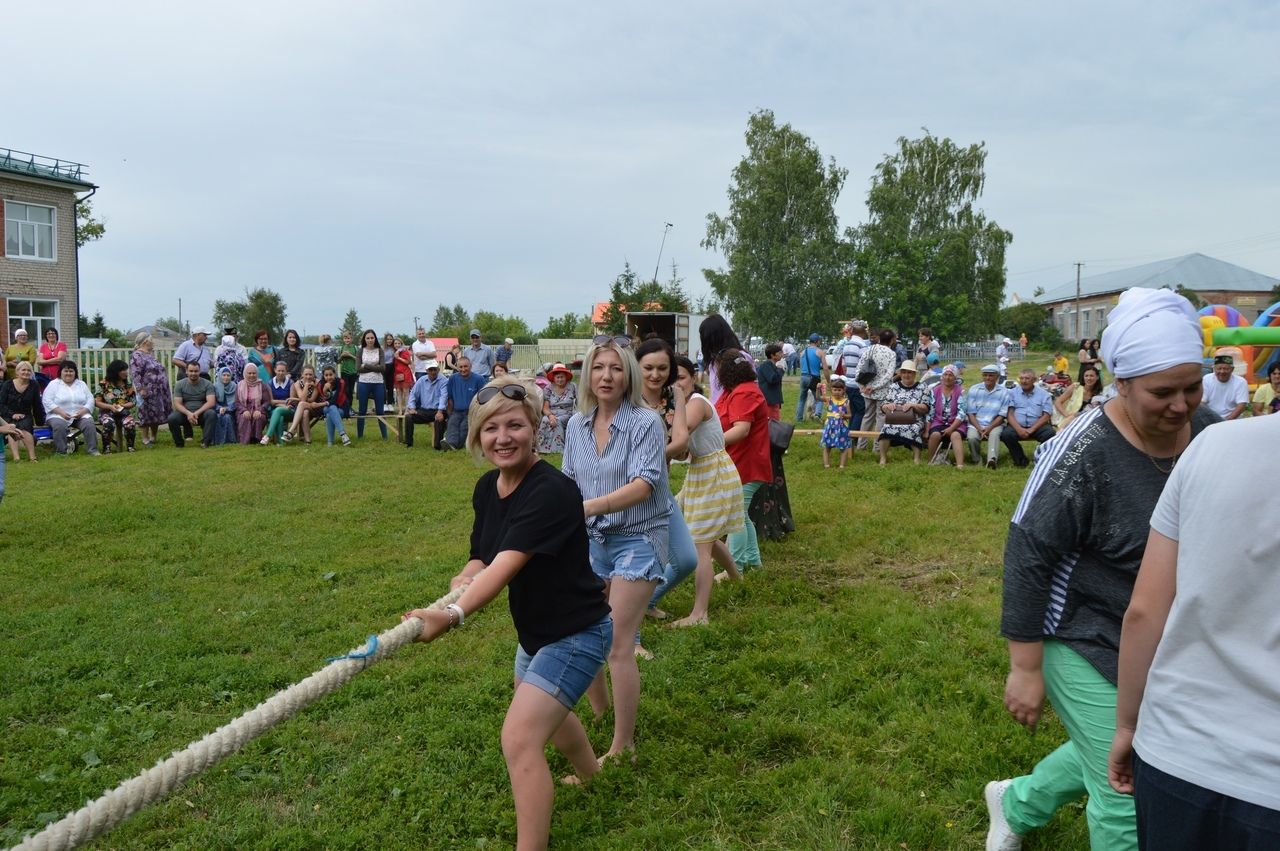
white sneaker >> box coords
[984,780,1022,851]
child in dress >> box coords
[820,376,852,469]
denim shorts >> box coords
[589,533,663,582]
[514,617,613,710]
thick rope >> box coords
[12,584,468,851]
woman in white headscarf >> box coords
[983,288,1221,851]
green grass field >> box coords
[0,366,1088,849]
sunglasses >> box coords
[592,334,632,348]
[475,384,528,405]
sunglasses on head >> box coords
[592,334,632,348]
[475,384,529,405]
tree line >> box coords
[702,110,1039,344]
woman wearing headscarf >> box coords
[925,364,967,467]
[213,334,247,382]
[211,366,237,445]
[129,332,172,447]
[234,362,270,444]
[985,288,1220,851]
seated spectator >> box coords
[877,362,930,465]
[262,361,296,445]
[235,363,270,444]
[1201,354,1248,420]
[404,360,448,449]
[283,366,326,444]
[535,363,576,454]
[94,359,139,453]
[211,366,237,445]
[43,361,100,455]
[168,362,217,448]
[495,336,515,366]
[316,366,351,446]
[1,412,35,462]
[444,356,485,449]
[0,361,45,448]
[1052,350,1070,376]
[966,364,1009,469]
[1002,368,1056,468]
[1251,362,1280,416]
[491,360,510,377]
[1054,365,1106,427]
[926,364,967,467]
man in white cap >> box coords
[495,337,515,369]
[411,327,437,382]
[465,329,496,379]
[403,360,449,449]
[966,364,1010,468]
[173,325,212,379]
[996,337,1012,382]
[1200,354,1248,420]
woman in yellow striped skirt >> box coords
[670,356,744,627]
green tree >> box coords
[212,288,288,342]
[997,302,1064,348]
[539,312,590,338]
[598,262,691,335]
[430,303,471,335]
[155,316,186,335]
[75,199,105,248]
[340,308,363,339]
[1175,284,1205,310]
[471,311,535,344]
[850,131,1012,341]
[702,109,850,340]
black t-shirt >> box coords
[470,459,610,654]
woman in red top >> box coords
[37,328,67,385]
[714,349,771,571]
[392,337,414,413]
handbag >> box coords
[767,417,794,451]
[883,407,917,425]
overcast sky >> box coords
[13,0,1280,336]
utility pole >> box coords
[653,222,673,284]
[1074,262,1084,339]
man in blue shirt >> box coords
[404,360,450,450]
[966,364,1010,469]
[444,356,486,449]
[464,329,497,379]
[1001,368,1056,468]
[794,333,824,422]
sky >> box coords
[13,0,1280,337]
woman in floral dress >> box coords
[535,363,576,453]
[94,359,138,452]
[129,333,171,447]
[877,361,930,465]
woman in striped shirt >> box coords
[561,335,670,764]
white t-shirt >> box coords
[1134,415,1280,811]
[1199,373,1248,418]
[411,340,436,371]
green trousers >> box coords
[727,481,763,568]
[1003,640,1137,850]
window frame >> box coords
[4,200,58,262]
[7,298,60,343]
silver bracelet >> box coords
[445,603,466,628]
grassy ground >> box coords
[0,360,1088,849]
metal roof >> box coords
[0,147,96,189]
[1038,253,1279,304]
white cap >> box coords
[504,337,514,345]
[192,325,210,336]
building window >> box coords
[1082,309,1091,336]
[1096,308,1106,333]
[8,298,59,341]
[4,201,57,260]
